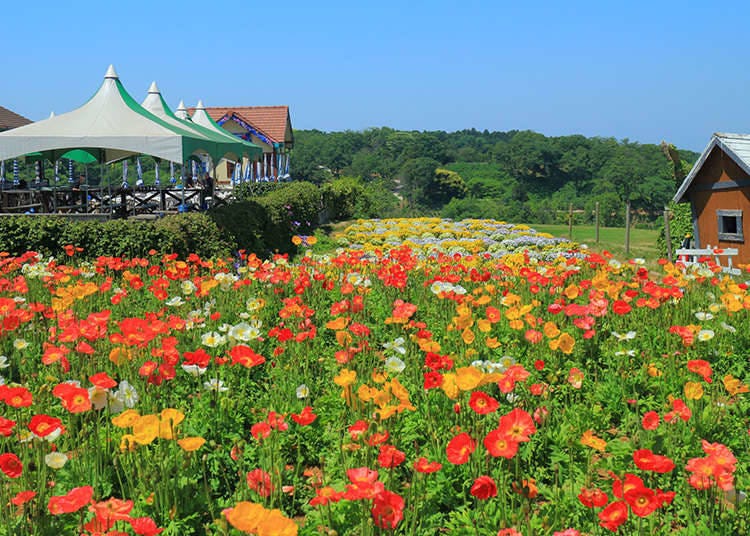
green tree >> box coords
[398,157,440,207]
[429,168,468,208]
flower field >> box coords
[0,217,748,535]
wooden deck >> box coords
[0,185,229,218]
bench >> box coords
[675,244,741,275]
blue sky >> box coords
[1,0,748,151]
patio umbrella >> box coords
[68,159,75,185]
[136,158,144,187]
[62,149,97,164]
[154,160,161,187]
[122,160,129,189]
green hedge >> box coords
[0,214,232,260]
[0,180,364,259]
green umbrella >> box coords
[61,149,98,164]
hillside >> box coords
[290,128,699,225]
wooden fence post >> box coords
[595,202,600,244]
[664,207,672,262]
[625,200,631,256]
[568,203,573,240]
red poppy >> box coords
[468,391,499,415]
[0,416,16,437]
[641,411,660,431]
[48,486,94,515]
[612,300,631,315]
[624,485,660,517]
[250,422,271,441]
[0,452,23,478]
[484,428,519,459]
[423,371,443,390]
[347,466,379,484]
[266,411,288,431]
[89,497,134,527]
[309,486,345,506]
[11,490,36,506]
[598,500,628,531]
[446,432,476,464]
[129,516,164,536]
[183,349,211,368]
[497,408,536,442]
[413,457,442,474]
[246,468,274,497]
[371,489,404,529]
[344,467,384,500]
[633,449,675,473]
[578,487,608,508]
[366,430,390,446]
[3,386,33,408]
[348,420,368,440]
[28,414,63,438]
[228,345,265,368]
[664,398,691,423]
[291,406,317,426]
[377,444,406,468]
[471,475,498,500]
[52,383,91,413]
[89,372,117,390]
[687,359,713,383]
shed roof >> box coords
[673,132,750,203]
[0,106,32,131]
[191,106,292,145]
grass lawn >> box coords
[531,223,663,264]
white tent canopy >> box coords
[141,82,259,162]
[191,100,261,156]
[0,66,215,164]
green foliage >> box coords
[430,168,467,207]
[398,157,441,207]
[659,201,693,257]
[207,200,269,255]
[0,214,233,260]
[290,127,700,224]
[319,177,367,221]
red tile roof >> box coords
[0,105,31,131]
[194,106,292,145]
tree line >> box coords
[290,128,698,226]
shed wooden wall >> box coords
[689,146,750,261]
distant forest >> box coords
[290,128,699,226]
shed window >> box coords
[717,210,743,242]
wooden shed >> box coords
[673,133,750,263]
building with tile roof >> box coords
[188,105,293,182]
[0,106,32,132]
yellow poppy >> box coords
[112,409,141,428]
[177,437,206,452]
[684,381,704,400]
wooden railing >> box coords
[675,244,741,275]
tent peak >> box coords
[195,100,205,110]
[49,111,55,119]
[104,65,119,79]
[148,81,160,94]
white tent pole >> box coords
[154,160,160,187]
[12,159,19,186]
[0,160,5,187]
